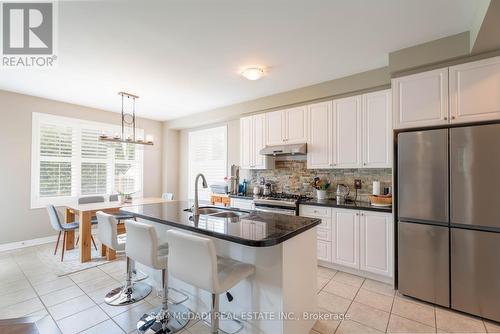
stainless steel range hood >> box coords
[259,143,307,156]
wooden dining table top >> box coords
[66,197,171,212]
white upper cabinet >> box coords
[333,95,362,168]
[240,116,253,169]
[450,56,500,124]
[265,107,307,145]
[359,211,393,277]
[363,90,392,168]
[393,68,449,129]
[307,101,332,169]
[240,114,273,170]
[265,110,285,146]
[332,209,359,269]
[285,106,308,144]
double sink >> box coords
[184,206,248,219]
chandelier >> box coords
[99,92,153,146]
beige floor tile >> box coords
[485,321,500,333]
[34,277,76,295]
[68,267,110,284]
[56,305,109,334]
[361,279,395,297]
[0,297,45,319]
[310,330,322,334]
[0,286,37,308]
[387,314,436,333]
[112,301,155,333]
[312,318,341,334]
[40,285,85,307]
[80,319,125,334]
[332,272,364,288]
[99,299,147,318]
[317,276,330,292]
[0,278,32,296]
[47,294,96,320]
[26,270,62,285]
[392,296,436,327]
[87,282,124,303]
[317,266,337,279]
[354,289,394,312]
[322,280,359,300]
[34,312,62,334]
[435,307,486,333]
[336,319,384,334]
[346,301,390,332]
[77,274,120,294]
[318,291,352,315]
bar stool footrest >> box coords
[137,304,191,334]
[104,282,151,306]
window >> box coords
[31,113,144,208]
[188,126,227,200]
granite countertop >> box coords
[120,201,321,247]
[228,194,393,213]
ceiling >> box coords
[0,0,481,121]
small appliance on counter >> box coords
[229,165,239,195]
[253,186,261,196]
[263,183,272,196]
[335,184,350,204]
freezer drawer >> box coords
[398,129,449,224]
[398,222,449,307]
[451,124,500,229]
[451,228,500,322]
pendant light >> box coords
[99,92,154,146]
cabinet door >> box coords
[266,110,285,145]
[363,90,392,168]
[307,101,332,169]
[392,68,449,129]
[239,116,253,169]
[332,209,359,269]
[230,199,254,210]
[450,56,500,124]
[317,240,332,262]
[285,106,308,144]
[252,114,267,169]
[333,96,362,168]
[360,212,393,277]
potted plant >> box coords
[311,177,330,200]
[117,191,135,204]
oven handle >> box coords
[254,206,297,216]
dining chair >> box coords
[46,205,97,261]
[162,193,174,200]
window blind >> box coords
[188,126,227,200]
[31,113,144,208]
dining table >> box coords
[64,197,170,263]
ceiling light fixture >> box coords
[99,92,154,146]
[241,66,265,80]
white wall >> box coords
[0,90,163,244]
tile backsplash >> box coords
[241,160,392,202]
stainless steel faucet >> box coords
[193,173,208,216]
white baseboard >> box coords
[0,235,58,252]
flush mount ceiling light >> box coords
[241,66,265,80]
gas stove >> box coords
[253,193,312,215]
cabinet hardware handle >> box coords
[451,116,456,120]
[356,213,359,216]
[443,117,448,120]
[363,162,366,166]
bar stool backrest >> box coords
[78,196,105,204]
[166,229,218,293]
[46,205,63,232]
[125,220,161,269]
[96,211,119,250]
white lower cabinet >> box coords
[300,205,393,280]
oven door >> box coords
[254,205,297,216]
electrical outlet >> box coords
[354,179,362,189]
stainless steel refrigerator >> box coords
[398,123,500,322]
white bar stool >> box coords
[166,229,256,334]
[96,212,151,306]
[126,221,190,334]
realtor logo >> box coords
[2,2,57,67]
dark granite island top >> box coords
[120,201,322,247]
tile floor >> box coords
[1,243,500,334]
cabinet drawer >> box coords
[300,205,331,218]
[317,240,332,262]
[230,199,254,210]
[317,227,332,241]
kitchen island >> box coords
[121,201,322,334]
